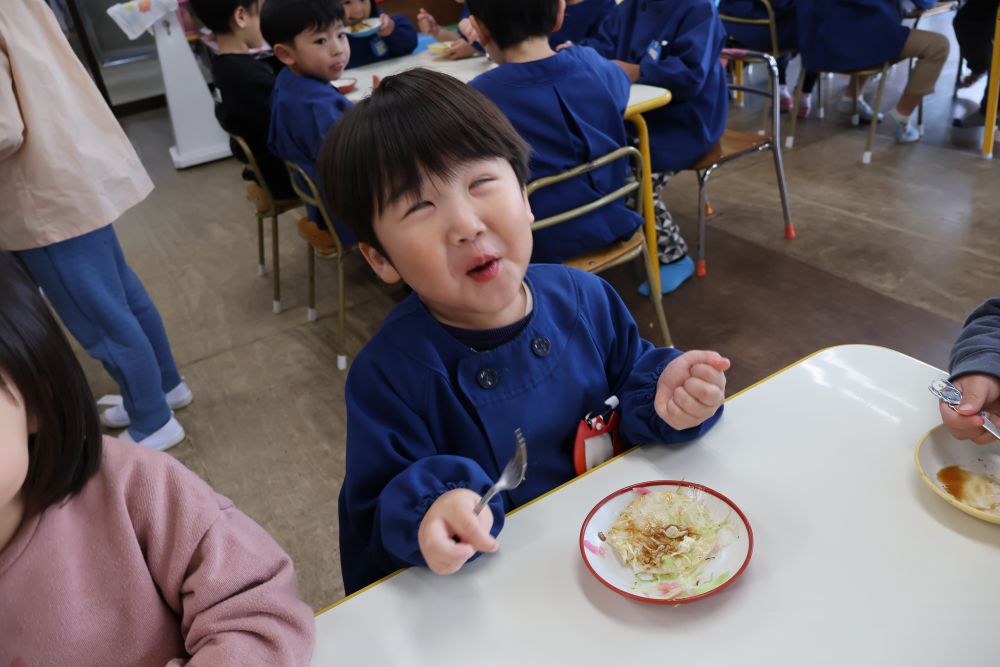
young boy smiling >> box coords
[319,69,730,594]
[263,0,355,242]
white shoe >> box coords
[118,416,186,452]
[100,381,194,428]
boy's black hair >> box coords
[0,252,102,519]
[260,0,346,47]
[188,0,259,35]
[317,68,530,254]
[465,0,561,50]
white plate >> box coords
[346,18,381,38]
[915,424,1000,524]
[579,480,753,604]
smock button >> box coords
[530,336,551,357]
[476,368,499,389]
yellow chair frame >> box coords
[527,145,672,347]
[284,160,355,370]
[231,135,301,314]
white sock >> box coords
[889,109,910,125]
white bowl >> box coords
[915,424,1000,525]
[346,18,381,38]
[579,480,752,604]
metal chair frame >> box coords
[284,160,354,370]
[231,135,301,313]
[694,49,795,277]
[526,146,672,346]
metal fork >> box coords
[474,429,528,515]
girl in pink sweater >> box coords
[0,252,314,665]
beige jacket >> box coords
[0,0,153,251]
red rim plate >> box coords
[579,480,753,604]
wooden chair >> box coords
[526,146,672,346]
[719,0,798,130]
[786,62,891,164]
[284,161,356,370]
[231,135,301,314]
[690,49,795,277]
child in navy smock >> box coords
[263,0,355,243]
[343,0,417,69]
[467,0,640,263]
[550,0,615,47]
[316,69,730,594]
[417,1,479,59]
[797,0,948,143]
[580,0,728,293]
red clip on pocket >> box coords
[573,396,624,475]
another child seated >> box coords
[550,0,615,46]
[189,0,295,199]
[317,69,730,593]
[939,298,1000,445]
[264,0,355,243]
[580,0,729,293]
[343,0,418,69]
[417,0,478,59]
[466,0,640,263]
[0,252,314,665]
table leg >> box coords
[981,11,1000,158]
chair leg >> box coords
[953,53,963,99]
[257,214,266,276]
[817,74,825,119]
[734,59,745,107]
[337,255,347,370]
[642,244,673,347]
[851,76,861,126]
[769,141,796,240]
[786,67,806,149]
[271,215,282,314]
[863,68,889,164]
[307,245,317,322]
[696,170,710,277]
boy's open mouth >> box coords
[466,257,501,282]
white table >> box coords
[343,51,668,113]
[312,345,999,666]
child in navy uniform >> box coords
[263,0,355,243]
[343,0,417,69]
[580,0,728,293]
[189,0,294,199]
[417,0,478,59]
[550,0,614,47]
[318,69,729,593]
[467,0,639,263]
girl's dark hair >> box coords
[260,0,346,46]
[188,0,260,35]
[317,68,530,253]
[0,252,102,518]
[466,0,561,50]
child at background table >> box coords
[467,0,641,263]
[0,252,314,665]
[264,0,355,243]
[550,0,615,46]
[939,298,1000,445]
[579,0,728,294]
[343,0,418,69]
[318,69,729,593]
[417,0,478,59]
[189,0,295,199]
[796,0,949,143]
[951,0,1000,128]
[717,0,820,117]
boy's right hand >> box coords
[940,373,1000,444]
[418,488,498,575]
[417,8,439,37]
[445,40,476,60]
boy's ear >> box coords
[553,0,566,33]
[273,42,296,67]
[233,5,249,29]
[358,242,402,284]
[468,16,492,48]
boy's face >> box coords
[343,0,372,23]
[277,21,350,81]
[361,158,534,330]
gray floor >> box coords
[76,14,999,610]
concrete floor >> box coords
[75,13,998,610]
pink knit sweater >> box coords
[0,438,314,665]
